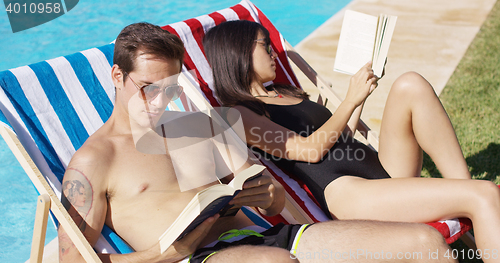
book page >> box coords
[372,14,386,68]
[228,164,265,189]
[158,185,235,253]
[372,15,397,77]
[158,164,265,253]
[333,10,378,75]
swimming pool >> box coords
[0,0,351,261]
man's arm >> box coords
[98,215,220,263]
[213,149,286,217]
[210,137,285,216]
[59,146,220,263]
[210,115,286,217]
[58,150,109,262]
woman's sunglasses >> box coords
[254,38,272,54]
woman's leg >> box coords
[378,71,470,179]
[325,176,500,257]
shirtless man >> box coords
[58,22,456,263]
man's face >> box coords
[124,55,181,129]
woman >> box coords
[203,20,500,254]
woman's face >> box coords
[74,186,86,207]
[252,31,277,84]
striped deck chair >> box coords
[162,0,475,246]
[0,44,133,262]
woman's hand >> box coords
[345,61,379,107]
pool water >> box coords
[0,0,350,261]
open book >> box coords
[159,164,266,253]
[333,10,397,77]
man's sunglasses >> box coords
[127,75,183,101]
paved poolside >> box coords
[294,0,496,135]
[28,0,497,261]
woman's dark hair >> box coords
[203,20,307,115]
[114,22,185,77]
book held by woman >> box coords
[334,10,397,77]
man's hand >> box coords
[229,174,277,211]
[151,214,220,262]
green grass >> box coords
[420,1,500,262]
[421,0,500,184]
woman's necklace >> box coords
[253,88,283,98]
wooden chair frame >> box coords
[0,127,102,262]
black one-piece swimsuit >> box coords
[253,100,391,216]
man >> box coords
[58,22,456,263]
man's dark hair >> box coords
[113,22,185,76]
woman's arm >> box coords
[230,62,378,163]
[344,102,365,137]
[345,60,384,136]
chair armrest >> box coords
[30,194,51,263]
